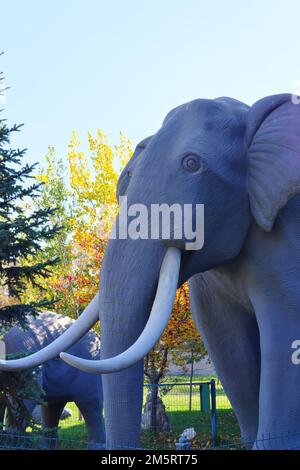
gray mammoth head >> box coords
[127,93,300,232]
[117,97,251,279]
[1,93,300,375]
[117,94,300,276]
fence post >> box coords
[200,383,210,413]
[189,360,194,411]
[210,379,217,446]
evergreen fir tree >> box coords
[0,81,60,331]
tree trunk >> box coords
[150,384,158,432]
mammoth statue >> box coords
[0,311,105,449]
[1,94,300,450]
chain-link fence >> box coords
[0,431,88,450]
[140,378,242,450]
[0,375,244,450]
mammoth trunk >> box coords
[99,238,167,448]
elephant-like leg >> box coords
[253,299,300,449]
[189,271,260,448]
[76,395,105,450]
[41,401,65,449]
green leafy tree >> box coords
[21,131,132,320]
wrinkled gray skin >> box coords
[100,94,300,450]
[1,311,105,449]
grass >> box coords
[0,375,241,450]
[141,409,241,450]
[55,375,241,450]
[58,403,87,449]
[56,406,241,450]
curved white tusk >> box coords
[60,247,181,374]
[0,294,100,371]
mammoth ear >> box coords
[246,94,300,231]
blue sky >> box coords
[1,0,299,167]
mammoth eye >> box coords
[127,170,132,177]
[182,154,201,173]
